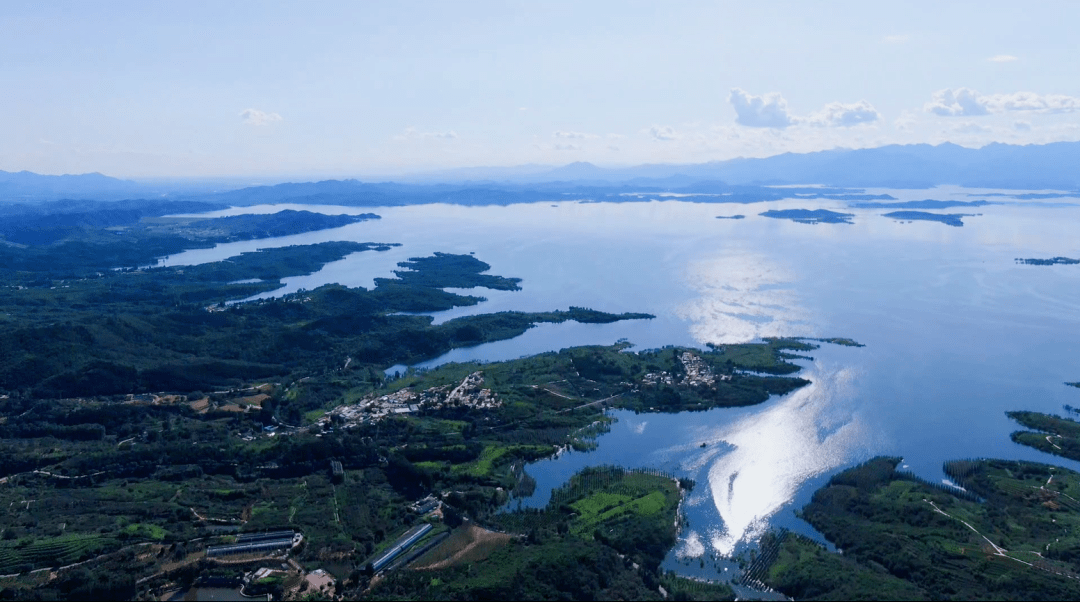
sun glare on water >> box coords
[696,364,867,555]
[676,252,815,344]
[674,250,871,555]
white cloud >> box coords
[807,100,880,127]
[729,90,878,129]
[990,92,1080,113]
[925,88,1080,116]
[553,143,581,151]
[893,110,917,132]
[240,108,283,126]
[648,125,679,140]
[882,34,909,44]
[1013,120,1032,131]
[395,127,458,140]
[729,88,796,128]
[988,55,1018,62]
[553,130,597,139]
[924,88,988,116]
[953,122,990,134]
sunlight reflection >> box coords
[676,252,814,344]
[697,364,866,555]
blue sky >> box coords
[2,0,1078,178]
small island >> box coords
[883,211,972,227]
[759,209,854,224]
[1016,257,1080,266]
[852,199,990,209]
[795,336,865,347]
[715,214,745,220]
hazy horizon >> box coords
[5,138,1077,187]
[3,0,1079,179]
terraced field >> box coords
[0,534,117,574]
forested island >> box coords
[1016,257,1080,266]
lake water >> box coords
[162,187,1080,578]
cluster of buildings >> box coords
[642,352,731,388]
[323,371,501,428]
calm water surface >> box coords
[163,188,1080,576]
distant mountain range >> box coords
[416,141,1080,189]
[0,170,149,201]
[2,141,1078,204]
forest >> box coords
[0,332,809,599]
[741,384,1080,600]
[0,209,812,599]
[755,457,1080,600]
[0,242,652,399]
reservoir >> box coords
[161,187,1080,573]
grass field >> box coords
[451,444,552,478]
[570,490,667,536]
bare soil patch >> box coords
[411,523,513,570]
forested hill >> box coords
[0,246,651,399]
[0,208,379,272]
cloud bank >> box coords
[396,128,459,140]
[807,101,881,127]
[729,89,880,129]
[553,130,596,140]
[925,88,1080,116]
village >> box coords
[321,371,502,429]
[642,351,731,388]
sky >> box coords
[2,0,1079,179]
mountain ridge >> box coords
[3,141,1078,203]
